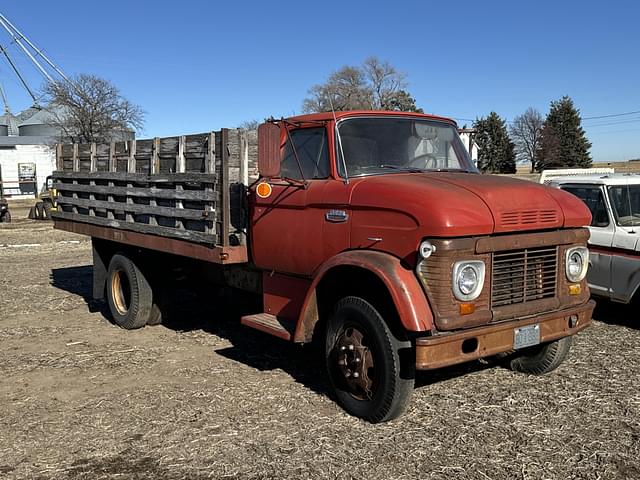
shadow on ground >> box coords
[50,265,104,313]
[35,452,213,480]
[593,297,638,329]
[49,263,501,398]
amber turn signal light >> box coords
[568,284,581,295]
[459,303,475,315]
[256,182,272,198]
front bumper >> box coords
[415,300,595,370]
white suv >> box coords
[549,174,640,304]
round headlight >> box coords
[458,266,478,295]
[452,261,485,301]
[565,247,589,282]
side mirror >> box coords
[258,122,281,178]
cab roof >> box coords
[550,173,640,186]
[285,110,458,126]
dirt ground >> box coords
[1,211,639,480]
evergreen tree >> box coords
[473,112,516,173]
[536,96,591,171]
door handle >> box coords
[325,209,348,223]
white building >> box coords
[0,107,58,198]
[458,128,479,167]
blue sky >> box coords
[1,1,638,162]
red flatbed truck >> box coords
[52,110,595,422]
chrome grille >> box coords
[491,247,558,307]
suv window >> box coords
[562,186,609,227]
[608,185,640,227]
[281,127,329,180]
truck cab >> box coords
[549,174,640,303]
[248,111,594,420]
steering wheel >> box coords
[408,153,438,170]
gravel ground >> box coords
[0,219,638,480]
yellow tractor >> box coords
[28,176,57,220]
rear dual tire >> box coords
[106,253,160,329]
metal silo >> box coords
[18,107,63,137]
[0,112,20,136]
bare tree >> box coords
[302,58,422,113]
[43,73,144,143]
[510,107,544,173]
[302,66,372,113]
[238,119,260,130]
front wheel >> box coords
[325,296,414,423]
[508,336,572,375]
[0,211,10,223]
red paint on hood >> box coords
[349,172,591,237]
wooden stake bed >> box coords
[51,128,258,262]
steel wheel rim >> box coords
[333,324,376,400]
[111,269,131,315]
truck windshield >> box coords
[336,117,477,177]
[608,184,640,227]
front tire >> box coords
[106,253,153,329]
[325,296,414,423]
[509,336,572,375]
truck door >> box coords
[561,185,613,297]
[606,184,640,302]
[251,126,333,276]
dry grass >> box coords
[0,221,639,479]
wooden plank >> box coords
[56,144,63,170]
[221,128,230,246]
[108,143,115,172]
[72,144,79,172]
[152,137,160,174]
[174,136,186,229]
[53,171,217,183]
[90,143,97,172]
[127,139,136,173]
[52,211,217,244]
[57,195,216,221]
[239,129,249,185]
[107,179,114,219]
[207,132,216,174]
[53,182,216,201]
[177,136,186,173]
[55,218,247,264]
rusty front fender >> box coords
[293,250,434,343]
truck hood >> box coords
[349,172,591,237]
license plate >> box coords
[513,324,541,350]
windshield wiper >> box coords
[359,164,425,173]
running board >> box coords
[241,313,295,341]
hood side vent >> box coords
[500,209,559,229]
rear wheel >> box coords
[1,211,10,223]
[43,199,53,219]
[325,296,414,423]
[509,336,572,375]
[106,253,153,329]
[35,201,44,220]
